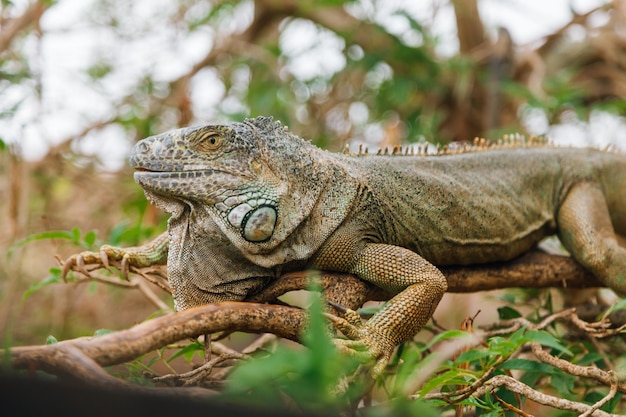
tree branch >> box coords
[0,1,48,54]
[249,250,600,308]
[471,375,619,417]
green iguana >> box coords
[62,116,626,375]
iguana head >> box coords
[131,117,284,243]
[130,116,356,270]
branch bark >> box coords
[5,250,621,417]
[17,250,604,382]
[5,302,306,394]
[0,1,48,54]
[250,250,600,308]
[471,375,619,417]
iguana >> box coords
[62,116,626,375]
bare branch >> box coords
[5,302,305,375]
[248,250,600,307]
[0,1,48,54]
[579,372,619,417]
[531,343,626,393]
[471,375,620,417]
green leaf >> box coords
[357,305,381,316]
[424,329,471,350]
[168,341,204,363]
[551,372,575,395]
[364,396,441,417]
[221,281,364,413]
[577,351,606,366]
[94,329,115,337]
[583,391,622,413]
[86,62,113,80]
[604,298,626,318]
[9,228,101,258]
[500,358,558,374]
[145,355,160,368]
[84,230,97,247]
[419,368,475,395]
[108,221,131,246]
[22,268,62,301]
[453,349,493,364]
[71,227,81,243]
[523,330,573,356]
[497,306,522,319]
[499,292,517,304]
[45,335,58,345]
[9,230,76,255]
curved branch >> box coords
[441,250,600,292]
[0,1,48,54]
[471,375,619,417]
[27,249,607,395]
[6,303,305,378]
[250,250,600,307]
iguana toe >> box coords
[61,246,126,280]
[61,251,102,281]
[99,248,111,269]
[120,253,131,280]
[326,313,395,378]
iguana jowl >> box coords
[64,116,626,374]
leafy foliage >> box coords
[3,0,626,415]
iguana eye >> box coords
[196,131,222,152]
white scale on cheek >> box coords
[227,203,253,227]
[224,195,247,206]
[243,206,277,242]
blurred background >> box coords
[2,0,626,346]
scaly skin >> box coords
[63,116,626,376]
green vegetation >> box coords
[2,1,626,415]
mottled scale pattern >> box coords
[64,116,626,377]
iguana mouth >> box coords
[133,168,228,176]
[133,165,231,173]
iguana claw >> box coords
[61,246,125,281]
[120,253,130,280]
[325,310,395,379]
[61,251,100,281]
[99,249,110,269]
[60,233,169,282]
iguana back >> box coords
[351,147,626,266]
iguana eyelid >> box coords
[195,131,223,152]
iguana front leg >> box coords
[61,231,169,279]
[314,243,448,377]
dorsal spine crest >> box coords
[340,133,552,157]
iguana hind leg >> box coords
[557,182,626,296]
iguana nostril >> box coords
[134,140,151,155]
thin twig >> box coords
[472,375,619,417]
[242,333,277,354]
[578,371,619,417]
[530,343,626,393]
[131,276,171,311]
[153,351,247,386]
[492,392,533,417]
